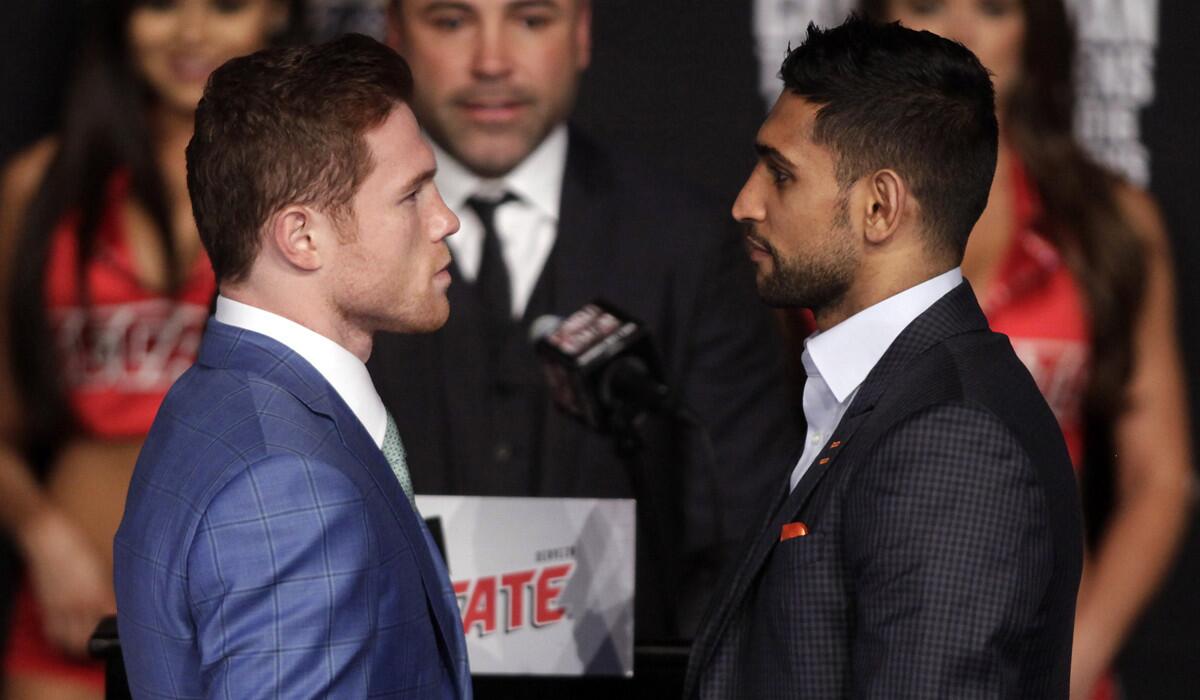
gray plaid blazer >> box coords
[685,282,1083,699]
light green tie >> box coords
[382,413,416,508]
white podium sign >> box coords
[414,496,636,677]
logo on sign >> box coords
[453,562,575,637]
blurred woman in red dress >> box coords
[861,1,1193,698]
[0,2,301,697]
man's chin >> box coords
[754,272,792,308]
[446,129,541,178]
[388,303,450,335]
[756,277,812,310]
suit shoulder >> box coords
[876,399,1024,454]
[196,451,366,536]
[141,364,338,506]
[940,331,1066,449]
[854,400,1041,507]
[887,330,1047,417]
[864,338,1075,505]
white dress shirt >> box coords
[790,268,964,491]
[214,295,389,448]
[432,125,567,319]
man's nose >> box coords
[471,24,513,79]
[732,177,763,224]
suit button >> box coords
[493,443,512,462]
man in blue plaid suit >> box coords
[686,17,1083,699]
[114,35,471,698]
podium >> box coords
[418,495,638,677]
[471,643,688,698]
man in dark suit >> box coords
[686,17,1084,699]
[114,36,471,697]
[375,0,799,639]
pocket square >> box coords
[780,521,809,541]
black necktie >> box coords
[466,193,518,322]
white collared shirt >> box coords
[214,295,389,448]
[432,125,567,319]
[790,268,964,491]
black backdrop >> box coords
[1117,1,1200,696]
[1,1,1197,696]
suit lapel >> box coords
[197,321,339,419]
[329,402,466,671]
[684,457,793,695]
[538,129,619,492]
[437,262,496,489]
[685,402,874,693]
[685,282,991,696]
[199,321,466,689]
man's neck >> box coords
[220,284,373,363]
[429,125,569,218]
[814,262,958,332]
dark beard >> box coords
[750,201,856,312]
[756,241,855,312]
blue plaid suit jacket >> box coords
[685,283,1083,699]
[115,320,471,699]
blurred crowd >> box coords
[0,1,1194,699]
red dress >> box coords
[982,161,1091,469]
[4,172,215,687]
[982,161,1116,700]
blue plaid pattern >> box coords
[115,320,471,699]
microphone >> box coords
[533,300,728,561]
[530,300,672,433]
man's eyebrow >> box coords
[508,0,560,11]
[400,167,438,193]
[755,143,796,169]
[420,1,474,14]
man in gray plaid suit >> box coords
[685,16,1083,699]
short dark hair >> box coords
[780,15,997,258]
[187,34,414,283]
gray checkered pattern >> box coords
[383,412,416,507]
[686,282,1082,699]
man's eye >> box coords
[212,0,251,14]
[769,166,790,184]
[518,14,553,29]
[905,0,942,16]
[979,0,1018,18]
[429,14,466,31]
[136,0,178,11]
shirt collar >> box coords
[430,124,567,220]
[805,267,963,402]
[214,295,389,447]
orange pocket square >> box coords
[780,521,809,541]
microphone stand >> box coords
[606,397,727,642]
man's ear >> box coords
[385,1,405,52]
[575,0,593,70]
[266,205,324,272]
[268,0,290,36]
[862,169,907,246]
